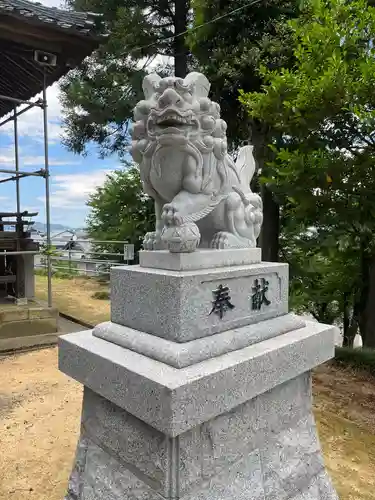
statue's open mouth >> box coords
[148,111,199,135]
[156,114,191,128]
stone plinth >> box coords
[59,322,338,499]
[92,313,305,368]
[139,247,262,271]
[64,378,336,500]
[59,251,339,499]
[111,261,288,342]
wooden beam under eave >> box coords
[0,16,97,56]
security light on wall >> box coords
[34,50,57,67]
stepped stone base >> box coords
[93,313,305,368]
[59,319,338,499]
[60,253,339,500]
[64,373,338,500]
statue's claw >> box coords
[162,204,184,227]
[143,231,166,250]
[211,232,251,249]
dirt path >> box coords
[0,348,374,500]
[0,348,82,500]
[313,365,375,499]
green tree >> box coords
[86,166,155,259]
[62,0,302,262]
[281,219,363,347]
[240,0,375,347]
[61,0,190,157]
[190,0,301,261]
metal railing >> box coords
[34,240,135,278]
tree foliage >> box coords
[60,0,189,157]
[190,0,298,147]
[86,166,154,259]
[190,0,302,261]
[240,0,375,346]
[63,0,304,264]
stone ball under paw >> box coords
[161,223,201,253]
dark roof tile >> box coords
[0,0,103,117]
[0,0,102,37]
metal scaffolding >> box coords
[0,76,53,307]
[0,0,102,309]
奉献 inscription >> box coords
[209,284,235,319]
[251,278,271,311]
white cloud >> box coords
[0,154,14,165]
[0,145,79,168]
[1,83,63,143]
[22,156,80,167]
[38,169,112,209]
[0,197,21,214]
[31,0,64,7]
[0,144,16,165]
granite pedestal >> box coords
[59,249,339,499]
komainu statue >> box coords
[131,72,263,252]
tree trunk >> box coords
[260,184,280,262]
[343,292,357,348]
[355,239,369,344]
[344,322,357,348]
[362,254,375,348]
[250,126,280,262]
[174,0,189,77]
[342,292,350,345]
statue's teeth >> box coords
[155,113,191,126]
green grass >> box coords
[335,346,375,376]
[91,290,110,300]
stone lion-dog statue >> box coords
[131,71,263,252]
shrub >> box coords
[35,269,48,276]
[95,276,110,285]
[91,290,110,300]
[334,347,375,376]
[52,271,75,279]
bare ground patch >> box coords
[0,350,374,500]
[12,277,371,499]
[35,275,110,326]
[0,348,82,500]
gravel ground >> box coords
[0,348,82,500]
[0,348,374,500]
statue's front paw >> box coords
[211,231,231,249]
[162,203,184,227]
[143,232,166,250]
[143,232,156,250]
[211,232,252,249]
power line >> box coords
[122,0,263,58]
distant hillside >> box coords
[32,222,73,234]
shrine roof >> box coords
[0,0,103,117]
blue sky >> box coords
[0,0,120,229]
